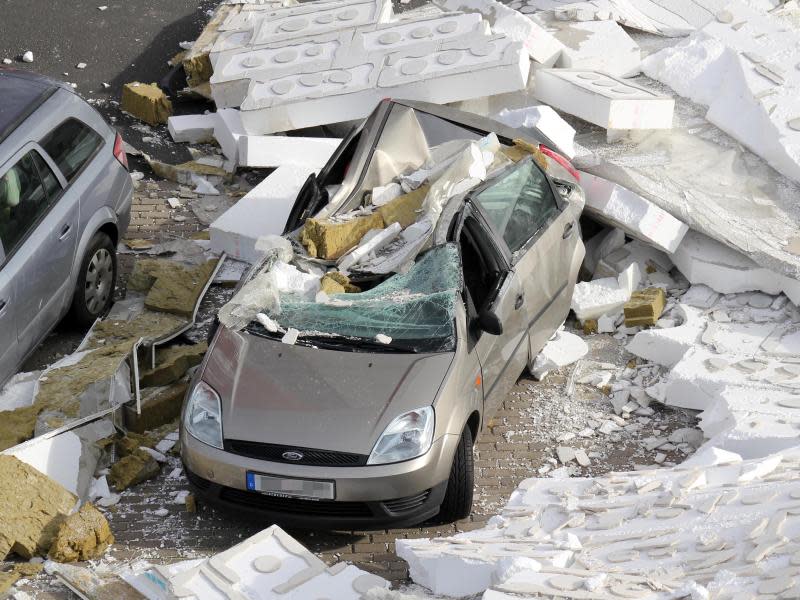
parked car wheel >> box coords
[437,425,474,522]
[70,232,116,326]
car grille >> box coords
[383,490,431,513]
[224,439,368,467]
[219,487,373,517]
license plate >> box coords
[246,472,334,500]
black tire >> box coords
[437,425,474,523]
[70,232,117,326]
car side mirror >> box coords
[478,306,503,336]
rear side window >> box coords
[0,151,55,254]
[40,118,103,182]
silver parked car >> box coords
[181,100,585,528]
[0,68,132,387]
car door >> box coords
[472,156,582,359]
[0,266,18,386]
[0,145,76,358]
[455,207,529,419]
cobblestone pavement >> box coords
[16,172,698,595]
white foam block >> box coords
[533,68,674,131]
[531,329,588,379]
[570,263,640,321]
[493,105,576,158]
[210,165,313,262]
[128,525,389,600]
[9,431,83,495]
[434,0,565,65]
[673,230,800,306]
[239,34,529,134]
[579,171,688,253]
[642,2,800,184]
[554,19,641,77]
[168,114,217,144]
[213,108,247,168]
[627,304,705,367]
[237,135,341,169]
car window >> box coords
[0,151,52,254]
[31,151,62,200]
[40,118,103,182]
[474,159,559,253]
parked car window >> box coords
[31,151,62,200]
[40,118,103,182]
[0,152,52,255]
[475,159,558,253]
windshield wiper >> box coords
[301,335,416,353]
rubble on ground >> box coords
[121,82,173,126]
[109,449,161,492]
[47,504,114,563]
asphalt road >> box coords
[0,0,217,98]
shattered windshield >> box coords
[250,244,462,353]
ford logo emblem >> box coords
[282,451,304,461]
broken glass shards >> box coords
[266,244,462,352]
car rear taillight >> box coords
[113,132,129,171]
[539,144,580,182]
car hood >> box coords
[203,327,454,455]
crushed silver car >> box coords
[181,100,585,528]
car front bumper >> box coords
[181,429,459,529]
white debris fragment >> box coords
[238,135,341,170]
[76,62,87,69]
[192,176,220,196]
[494,105,576,158]
[2,58,12,65]
[571,263,640,322]
[22,51,33,63]
[531,329,588,380]
[281,328,300,345]
[166,197,181,209]
[168,113,217,144]
[256,313,279,333]
[375,334,392,345]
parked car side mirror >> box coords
[478,307,503,336]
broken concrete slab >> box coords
[533,68,674,134]
[148,159,231,186]
[673,230,800,306]
[574,118,800,284]
[124,382,189,434]
[553,19,641,77]
[579,171,688,253]
[237,135,341,169]
[121,82,172,126]
[210,164,314,263]
[139,343,207,388]
[109,448,160,491]
[642,2,800,185]
[48,503,114,563]
[0,456,77,560]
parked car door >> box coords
[455,207,529,419]
[472,156,581,358]
[0,145,77,358]
[0,267,17,386]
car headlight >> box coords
[184,381,223,449]
[368,406,434,465]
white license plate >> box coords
[246,472,334,500]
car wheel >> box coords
[437,425,474,523]
[70,232,117,326]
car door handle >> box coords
[59,224,71,240]
[562,222,575,239]
[515,294,525,310]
